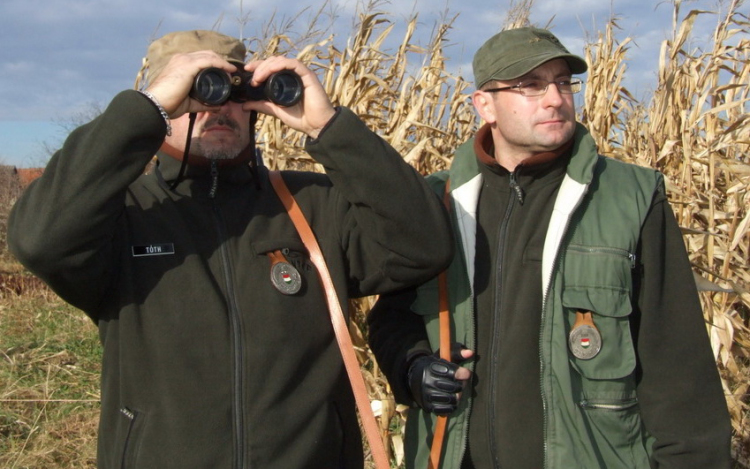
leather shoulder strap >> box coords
[429,179,452,469]
[268,170,390,469]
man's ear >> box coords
[472,90,497,124]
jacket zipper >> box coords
[119,407,138,469]
[539,180,589,469]
[566,244,636,268]
[210,161,246,469]
[539,250,556,469]
[459,299,477,465]
[487,171,524,468]
[579,399,639,411]
[448,180,476,467]
[209,160,219,199]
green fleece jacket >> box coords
[8,90,453,469]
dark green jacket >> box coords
[8,90,453,469]
[368,124,731,468]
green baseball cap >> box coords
[472,27,588,89]
[142,30,247,84]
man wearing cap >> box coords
[8,30,453,468]
[367,27,731,468]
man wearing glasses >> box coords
[367,27,731,468]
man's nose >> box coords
[541,82,565,106]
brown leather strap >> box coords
[266,249,287,266]
[428,180,452,469]
[268,170,390,469]
[427,269,450,469]
[573,310,596,329]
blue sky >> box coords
[0,0,732,168]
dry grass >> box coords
[1,291,100,468]
[1,0,748,467]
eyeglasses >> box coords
[484,78,583,97]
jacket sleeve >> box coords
[632,185,732,468]
[304,107,453,296]
[8,90,166,314]
[367,287,433,405]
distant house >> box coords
[15,168,44,188]
[0,166,45,277]
[0,166,44,210]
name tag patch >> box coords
[132,243,175,257]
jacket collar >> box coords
[473,123,572,172]
[155,143,257,190]
[449,122,597,193]
[446,122,599,294]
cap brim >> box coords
[490,53,588,83]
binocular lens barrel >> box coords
[191,68,233,106]
[266,72,304,107]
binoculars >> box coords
[190,67,303,107]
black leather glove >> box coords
[407,349,466,416]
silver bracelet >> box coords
[138,90,172,136]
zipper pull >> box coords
[509,172,525,205]
[120,407,136,420]
[209,160,219,199]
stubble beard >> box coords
[196,115,246,160]
[198,142,244,160]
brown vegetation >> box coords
[1,0,748,467]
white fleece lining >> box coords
[542,174,587,294]
[451,173,483,293]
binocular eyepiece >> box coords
[190,67,303,107]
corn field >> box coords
[1,0,748,467]
[251,0,750,466]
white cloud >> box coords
[2,60,36,74]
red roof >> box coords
[15,168,44,188]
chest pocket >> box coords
[561,244,636,381]
[253,239,310,268]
